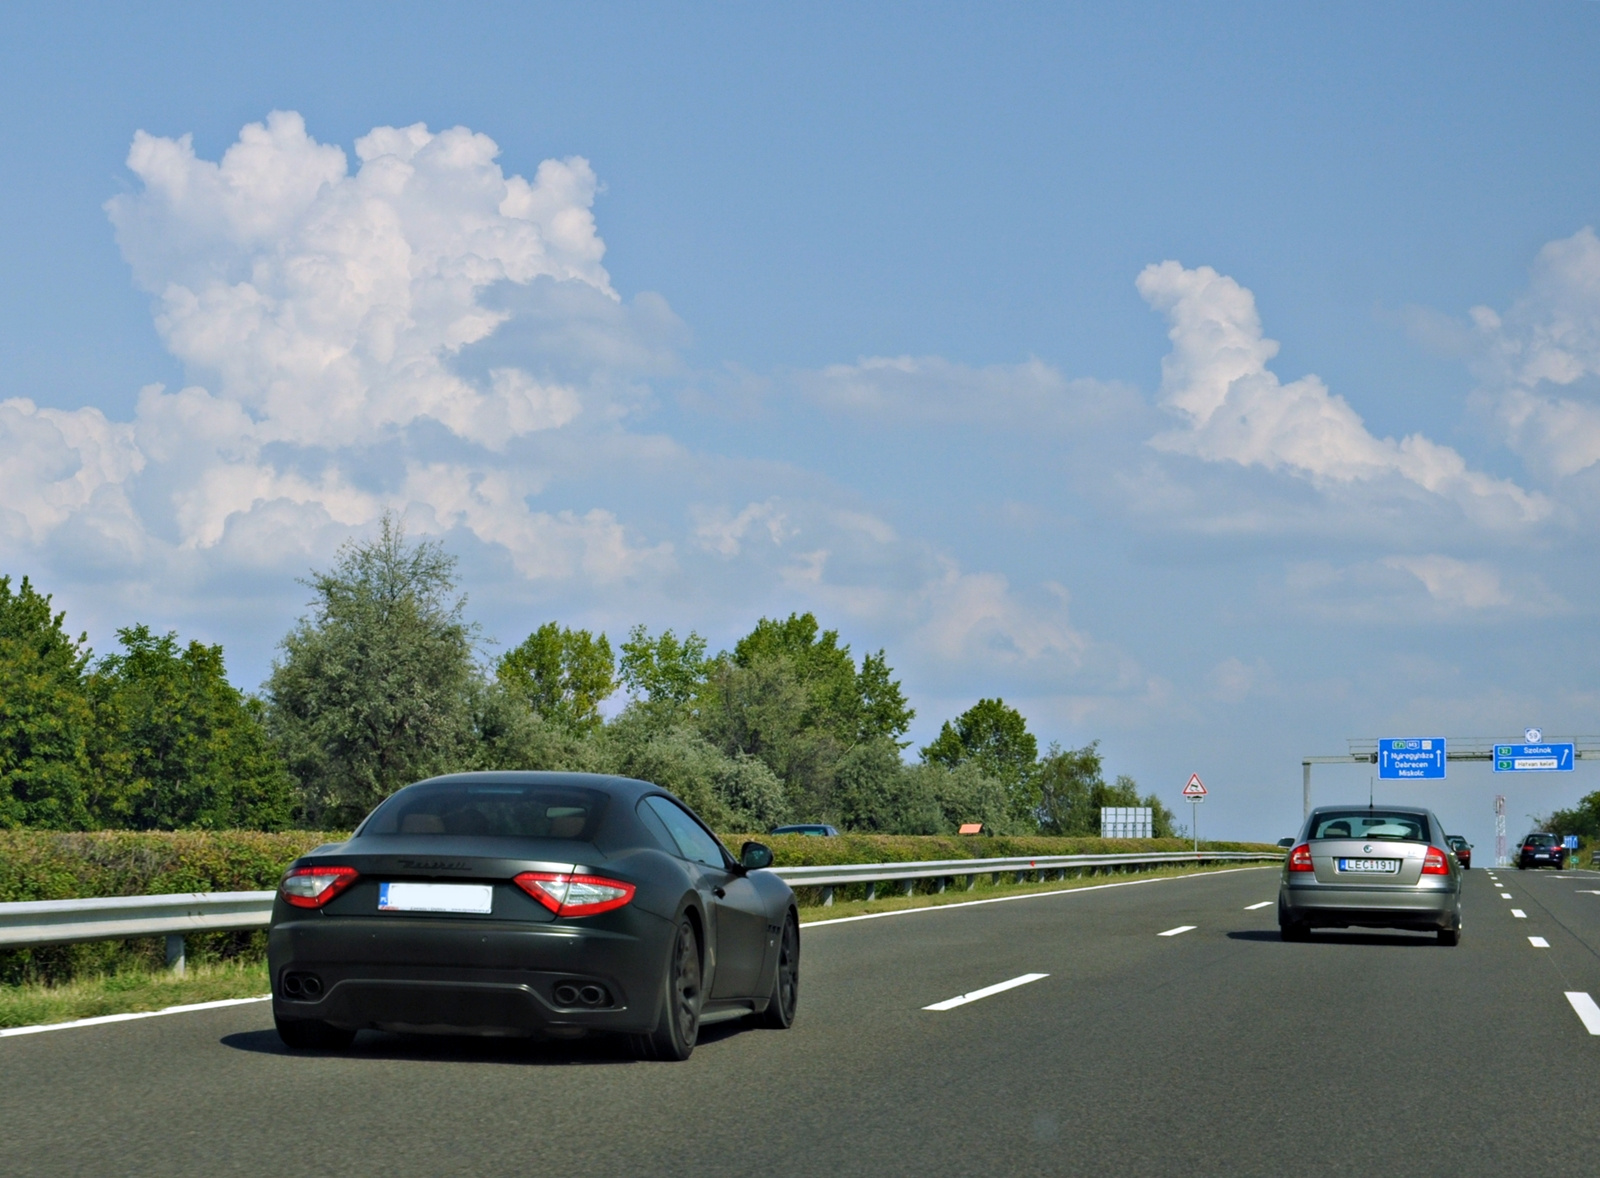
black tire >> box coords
[1279,920,1310,942]
[1438,926,1460,946]
[756,911,799,1029]
[632,917,702,1061]
[275,1016,356,1051]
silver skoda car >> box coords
[1278,805,1462,945]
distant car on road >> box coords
[1446,835,1472,869]
[1517,832,1566,870]
[269,772,799,1060]
[1278,805,1462,945]
[1276,837,1295,848]
[770,823,839,837]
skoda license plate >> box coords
[1337,858,1399,873]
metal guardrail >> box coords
[771,850,1282,903]
[0,891,275,973]
[0,850,1282,968]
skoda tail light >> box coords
[1288,844,1313,872]
[1422,846,1450,875]
[514,872,636,917]
[280,865,359,908]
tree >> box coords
[618,625,708,716]
[1035,741,1104,836]
[497,622,616,732]
[0,575,94,829]
[87,625,295,830]
[856,650,914,745]
[921,698,1039,820]
[833,737,944,834]
[264,516,478,827]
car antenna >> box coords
[1369,775,1374,808]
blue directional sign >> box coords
[1493,743,1574,772]
[1378,737,1446,780]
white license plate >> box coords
[378,882,494,914]
[1337,859,1400,873]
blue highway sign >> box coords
[1494,743,1574,772]
[1378,737,1446,780]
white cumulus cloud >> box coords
[1137,260,1549,528]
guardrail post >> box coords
[165,934,186,976]
[935,877,946,893]
[821,887,834,907]
[965,874,975,890]
[991,871,1001,885]
[902,879,914,897]
[864,882,876,901]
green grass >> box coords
[797,860,1278,923]
[0,958,269,1030]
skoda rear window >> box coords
[359,784,607,840]
[1311,812,1430,842]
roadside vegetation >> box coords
[0,958,268,1030]
[1,517,1176,841]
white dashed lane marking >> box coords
[1501,893,1514,899]
[923,973,1049,1011]
[1512,909,1527,918]
[1567,993,1600,1035]
[1530,937,1550,948]
[1158,925,1196,937]
[1244,901,1273,910]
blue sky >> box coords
[3,3,1600,848]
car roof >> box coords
[404,770,669,802]
[1309,804,1430,816]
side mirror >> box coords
[740,841,774,871]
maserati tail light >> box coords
[514,872,636,917]
[280,865,359,908]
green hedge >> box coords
[739,833,1278,866]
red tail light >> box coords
[1524,845,1535,853]
[514,872,636,917]
[1422,847,1450,875]
[280,865,359,908]
[1288,844,1313,872]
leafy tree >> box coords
[497,622,616,732]
[599,709,787,832]
[0,576,93,829]
[618,625,708,716]
[1547,792,1600,842]
[1037,742,1175,838]
[833,737,943,834]
[264,516,478,827]
[921,698,1038,820]
[87,626,295,830]
[856,650,915,744]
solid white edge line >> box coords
[1512,909,1527,918]
[0,995,271,1039]
[1158,925,1197,937]
[801,865,1275,928]
[924,972,1049,1011]
[1529,936,1550,948]
[1244,901,1274,910]
[1566,992,1600,1035]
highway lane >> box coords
[5,864,1600,1176]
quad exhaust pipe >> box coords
[552,981,610,1007]
[280,971,324,999]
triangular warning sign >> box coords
[1182,773,1207,797]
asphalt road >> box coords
[6,863,1600,1177]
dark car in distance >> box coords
[268,772,799,1060]
[1446,835,1472,869]
[1518,832,1566,870]
[770,824,839,837]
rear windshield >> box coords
[1311,811,1431,842]
[359,782,607,840]
[1524,833,1557,846]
